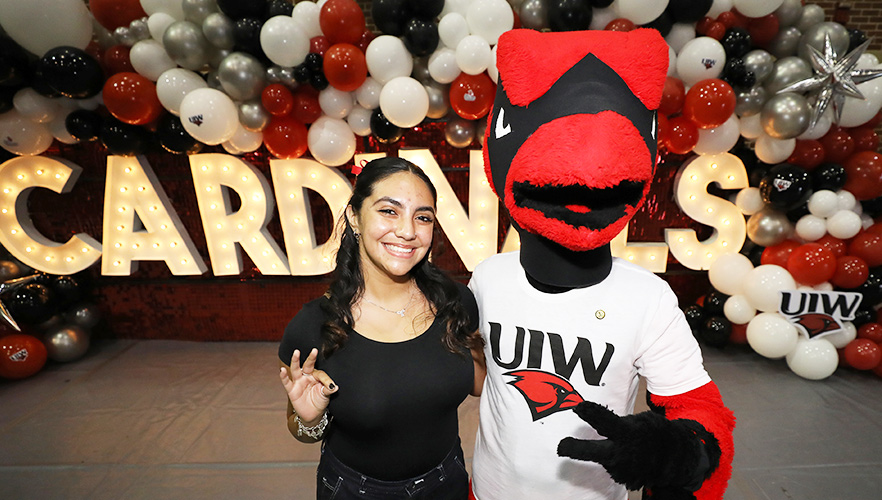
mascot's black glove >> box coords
[557,401,720,498]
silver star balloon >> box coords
[0,274,41,331]
[778,34,882,128]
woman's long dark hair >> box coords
[320,157,480,357]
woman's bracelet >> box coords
[295,411,330,439]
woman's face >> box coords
[347,172,436,283]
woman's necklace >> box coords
[362,286,417,317]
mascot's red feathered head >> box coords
[484,29,668,252]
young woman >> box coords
[278,157,485,499]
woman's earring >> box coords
[353,232,360,243]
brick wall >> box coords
[812,1,882,52]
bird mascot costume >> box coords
[467,28,735,500]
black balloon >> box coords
[373,0,413,37]
[759,163,813,211]
[704,290,729,316]
[741,241,765,267]
[785,203,810,223]
[722,57,755,89]
[309,72,329,91]
[37,46,104,99]
[748,163,770,188]
[29,65,62,98]
[861,195,882,218]
[847,28,868,53]
[370,108,403,144]
[683,304,706,332]
[0,85,17,114]
[218,0,267,20]
[406,0,444,21]
[50,275,82,307]
[293,63,311,83]
[403,18,440,57]
[641,12,673,37]
[6,283,54,325]
[666,0,711,23]
[305,53,323,72]
[234,17,267,60]
[548,0,593,32]
[855,269,882,308]
[65,109,104,142]
[100,118,151,156]
[0,36,30,87]
[851,305,876,328]
[588,0,614,7]
[157,114,204,155]
[811,162,847,191]
[721,28,752,58]
[264,0,293,19]
[699,316,732,348]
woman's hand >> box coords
[279,348,338,424]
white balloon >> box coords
[466,0,514,45]
[589,7,617,30]
[379,76,429,128]
[291,1,322,39]
[742,264,796,312]
[614,0,669,26]
[709,252,755,295]
[0,110,54,156]
[319,87,355,119]
[826,210,862,240]
[307,116,356,167]
[836,190,857,211]
[147,12,177,41]
[141,0,185,19]
[455,35,492,76]
[0,0,92,55]
[824,321,857,349]
[487,44,499,83]
[260,15,310,68]
[797,107,833,140]
[732,0,784,18]
[813,281,833,291]
[439,13,470,49]
[707,0,734,18]
[724,294,757,325]
[441,0,471,17]
[794,214,827,241]
[736,187,765,215]
[786,338,838,380]
[676,37,726,86]
[739,113,764,139]
[156,68,208,116]
[747,312,799,359]
[179,88,239,145]
[13,88,57,123]
[366,36,413,85]
[49,113,78,145]
[428,47,461,84]
[807,190,839,218]
[667,45,679,78]
[355,77,383,109]
[347,106,373,136]
[228,124,263,153]
[838,78,882,128]
[130,39,177,81]
[665,23,696,55]
[693,115,740,155]
[221,140,242,155]
[755,134,795,164]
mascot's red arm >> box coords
[648,382,735,500]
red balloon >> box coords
[842,338,881,370]
[659,77,685,117]
[866,109,882,128]
[682,79,735,129]
[716,11,747,29]
[263,116,308,159]
[261,84,294,117]
[657,114,670,148]
[290,86,322,124]
[729,323,748,344]
[355,30,376,52]
[787,242,836,286]
[857,323,882,344]
[605,18,636,31]
[449,72,496,120]
[89,0,147,31]
[787,139,825,170]
[815,234,847,258]
[848,231,882,267]
[323,43,367,92]
[104,45,134,75]
[761,239,800,268]
[310,36,331,56]
[102,72,162,125]
[842,151,882,201]
[0,334,47,380]
[664,116,699,155]
[850,126,880,151]
[746,14,779,47]
[705,22,726,40]
[319,0,366,45]
[866,222,882,235]
[695,16,714,35]
[830,255,869,289]
[819,127,855,164]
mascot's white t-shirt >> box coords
[468,252,711,500]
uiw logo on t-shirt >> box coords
[778,291,863,339]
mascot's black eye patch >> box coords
[512,180,644,230]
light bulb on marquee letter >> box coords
[610,223,669,273]
[191,154,290,276]
[102,156,206,276]
[400,149,498,271]
[271,158,353,276]
[0,156,101,274]
[667,153,748,270]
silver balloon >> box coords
[743,50,774,85]
[0,260,22,281]
[113,26,136,47]
[64,302,101,329]
[445,116,476,148]
[278,67,297,88]
[475,117,487,147]
[774,0,803,28]
[796,4,825,32]
[239,100,270,131]
[519,0,548,31]
[206,70,223,90]
[764,56,812,94]
[203,12,235,50]
[747,208,794,247]
[129,18,151,42]
[767,27,801,58]
[411,56,432,85]
[761,92,811,139]
[208,48,232,68]
[798,22,850,62]
[163,20,210,71]
[266,65,283,84]
[735,86,767,117]
[44,324,90,363]
[424,81,449,119]
[218,52,267,101]
[183,0,218,25]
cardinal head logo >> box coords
[506,370,585,421]
[773,178,792,191]
[464,90,476,102]
[188,114,204,126]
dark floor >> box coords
[1,339,880,500]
